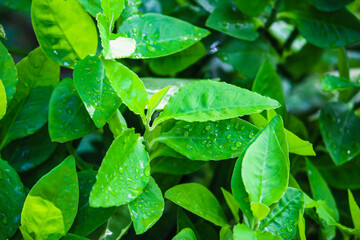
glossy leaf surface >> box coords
[0,41,17,104]
[221,188,240,223]
[309,0,353,12]
[103,59,148,120]
[154,118,259,160]
[321,75,359,92]
[128,177,164,234]
[76,0,102,17]
[98,205,132,240]
[0,159,26,240]
[49,78,97,143]
[117,13,210,59]
[154,81,280,125]
[242,126,289,206]
[90,129,150,207]
[233,224,256,240]
[0,79,6,120]
[319,102,360,165]
[234,0,269,17]
[260,187,305,240]
[20,156,79,239]
[73,55,121,128]
[173,228,197,240]
[151,156,205,175]
[206,0,260,41]
[70,171,116,236]
[31,0,98,67]
[165,183,229,227]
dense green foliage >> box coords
[1,0,360,239]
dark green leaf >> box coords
[280,0,360,48]
[233,0,269,17]
[260,187,305,240]
[70,171,116,236]
[149,42,207,76]
[217,37,279,78]
[90,129,150,207]
[165,183,229,227]
[49,78,97,143]
[319,102,360,165]
[20,156,79,239]
[117,13,210,59]
[73,55,122,128]
[0,159,26,240]
[206,0,260,41]
[309,0,353,12]
[321,75,359,92]
[151,156,206,175]
[31,0,98,67]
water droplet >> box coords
[241,126,245,131]
[154,32,159,39]
[205,125,211,131]
[236,141,242,148]
[184,131,189,137]
[183,125,189,129]
[206,143,212,148]
[144,165,151,177]
[347,150,351,155]
[1,213,7,225]
[249,131,254,138]
[186,144,192,149]
[231,146,238,151]
[132,28,137,33]
[227,134,232,139]
[146,44,156,52]
[226,125,231,130]
[119,167,124,173]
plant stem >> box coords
[66,142,94,171]
[282,28,299,52]
[264,0,282,29]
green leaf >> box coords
[298,211,306,240]
[20,156,79,240]
[90,128,150,207]
[233,0,269,17]
[49,78,97,143]
[128,177,164,234]
[348,190,360,230]
[151,156,206,175]
[103,59,148,120]
[154,81,279,125]
[31,0,98,67]
[107,109,127,137]
[76,0,102,17]
[252,60,286,118]
[0,79,6,120]
[280,0,360,48]
[309,0,353,12]
[153,118,259,160]
[242,125,289,206]
[98,205,132,240]
[165,183,229,227]
[260,187,305,240]
[217,37,279,78]
[319,102,360,165]
[142,77,220,110]
[1,125,57,172]
[0,41,17,104]
[321,75,359,92]
[101,0,124,25]
[220,227,233,240]
[233,224,256,240]
[231,151,252,220]
[0,159,26,240]
[97,12,136,59]
[173,228,197,240]
[148,42,207,76]
[0,0,31,12]
[306,159,339,220]
[147,86,171,122]
[69,171,116,236]
[0,24,5,40]
[177,209,199,238]
[250,202,270,222]
[255,231,282,240]
[73,55,122,128]
[117,13,210,59]
[0,47,59,148]
[206,0,260,41]
[221,188,240,223]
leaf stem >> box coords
[66,142,94,171]
[282,28,299,52]
[264,0,282,29]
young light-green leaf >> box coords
[221,188,240,223]
[147,86,171,122]
[89,129,150,207]
[103,59,148,120]
[0,41,17,104]
[242,125,289,206]
[348,190,360,230]
[154,81,280,125]
[233,224,256,240]
[117,13,210,59]
[0,79,6,120]
[173,228,197,240]
[165,183,229,227]
[128,177,164,234]
[31,0,98,67]
[73,55,122,128]
[20,156,79,240]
